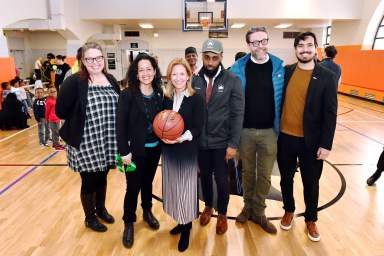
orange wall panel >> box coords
[0,57,17,83]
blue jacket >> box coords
[230,53,284,133]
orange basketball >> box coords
[153,110,185,141]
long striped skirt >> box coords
[162,148,199,224]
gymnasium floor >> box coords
[0,94,383,256]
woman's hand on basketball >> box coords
[162,138,181,144]
[122,153,132,165]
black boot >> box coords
[367,170,382,186]
[143,209,160,230]
[170,224,183,235]
[96,185,115,223]
[80,193,107,232]
[178,222,192,252]
[122,222,134,248]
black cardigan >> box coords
[162,93,205,155]
[116,88,163,157]
[56,73,120,149]
[283,63,338,150]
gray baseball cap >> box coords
[202,39,223,54]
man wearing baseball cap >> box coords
[193,39,245,235]
[185,46,199,75]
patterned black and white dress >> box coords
[66,84,118,172]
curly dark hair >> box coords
[126,53,162,92]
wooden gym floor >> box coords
[1,94,384,256]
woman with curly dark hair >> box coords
[116,53,163,248]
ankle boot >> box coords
[80,193,107,232]
[143,209,160,230]
[95,185,115,223]
[367,170,382,186]
[122,222,134,248]
[170,224,183,235]
[178,222,192,252]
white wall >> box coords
[5,30,67,77]
[116,27,309,73]
[79,0,363,20]
[332,0,382,47]
[0,0,48,27]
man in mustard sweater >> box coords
[277,32,338,242]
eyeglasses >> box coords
[249,39,269,47]
[84,56,104,64]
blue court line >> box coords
[0,151,59,196]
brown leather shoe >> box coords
[199,206,213,226]
[280,212,294,231]
[306,221,321,242]
[216,214,228,235]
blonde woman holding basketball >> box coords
[161,58,205,252]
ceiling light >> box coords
[231,23,246,29]
[139,23,154,29]
[274,23,292,29]
[153,32,159,37]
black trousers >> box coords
[376,149,384,172]
[123,145,161,223]
[80,170,109,195]
[277,133,323,222]
[198,148,229,215]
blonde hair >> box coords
[164,58,195,99]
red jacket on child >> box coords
[45,96,60,123]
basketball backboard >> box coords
[183,0,227,32]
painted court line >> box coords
[0,151,59,196]
[0,124,38,143]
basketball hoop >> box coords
[200,18,210,30]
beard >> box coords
[252,48,267,61]
[296,52,315,64]
[202,64,220,78]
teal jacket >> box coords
[230,53,284,134]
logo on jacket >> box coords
[217,84,224,92]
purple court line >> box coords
[0,151,59,196]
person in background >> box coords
[45,87,64,150]
[34,57,43,80]
[64,47,83,80]
[33,86,49,146]
[185,46,199,75]
[55,55,71,91]
[56,42,120,233]
[367,149,384,186]
[320,45,342,85]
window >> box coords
[373,15,384,50]
[324,26,331,47]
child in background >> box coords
[45,87,64,150]
[33,86,49,146]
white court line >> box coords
[338,120,384,123]
[0,124,38,143]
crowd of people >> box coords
[5,28,383,253]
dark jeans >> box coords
[123,145,161,223]
[79,170,109,195]
[277,133,323,222]
[198,148,229,215]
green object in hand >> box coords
[116,154,136,172]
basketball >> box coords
[153,110,185,141]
